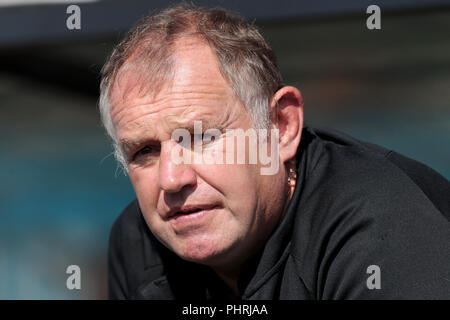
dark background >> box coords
[1,0,449,299]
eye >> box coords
[191,132,220,149]
[192,133,217,143]
[133,146,157,160]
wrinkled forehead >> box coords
[109,37,230,108]
[109,38,242,135]
[108,56,172,115]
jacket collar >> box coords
[240,128,313,298]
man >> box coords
[100,5,450,299]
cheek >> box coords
[130,168,173,246]
[129,167,160,212]
[195,163,259,215]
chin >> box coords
[174,236,232,266]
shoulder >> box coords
[110,199,140,233]
[109,198,167,268]
[108,199,166,299]
[300,125,449,221]
[110,199,145,244]
[109,199,158,263]
[291,126,450,299]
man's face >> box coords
[109,38,285,268]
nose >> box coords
[158,140,197,193]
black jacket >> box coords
[108,126,450,299]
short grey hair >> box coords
[99,4,283,171]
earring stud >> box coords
[287,167,297,187]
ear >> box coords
[270,86,304,163]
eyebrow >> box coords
[176,119,224,133]
[119,137,147,152]
[119,137,153,160]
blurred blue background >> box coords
[0,0,449,299]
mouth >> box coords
[167,205,219,227]
[167,204,219,221]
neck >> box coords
[211,244,264,297]
[212,168,297,296]
[213,268,241,297]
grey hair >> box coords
[99,4,283,172]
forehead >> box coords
[109,38,241,139]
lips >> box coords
[166,204,218,220]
